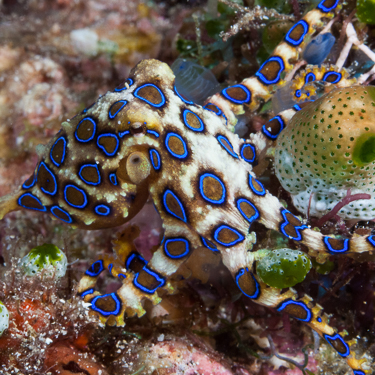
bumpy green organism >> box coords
[275,86,375,220]
[21,243,67,278]
[357,0,375,25]
[257,248,312,289]
[262,20,294,55]
[0,301,9,337]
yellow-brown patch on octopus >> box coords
[200,173,226,204]
[18,194,45,211]
[217,227,239,244]
[37,162,57,195]
[288,23,307,43]
[279,302,310,321]
[266,117,283,137]
[50,137,66,167]
[164,238,190,258]
[75,117,96,142]
[135,85,165,106]
[236,268,260,299]
[97,134,119,157]
[64,185,87,209]
[239,200,257,219]
[79,165,101,185]
[225,86,250,102]
[282,212,304,238]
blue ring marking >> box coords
[255,56,285,85]
[119,130,130,138]
[293,104,302,111]
[50,136,67,167]
[183,109,205,132]
[82,102,95,114]
[280,209,307,241]
[108,263,113,273]
[97,133,119,157]
[146,129,160,138]
[74,117,96,143]
[174,85,194,105]
[221,84,251,104]
[18,193,47,212]
[235,268,260,299]
[118,273,127,279]
[217,135,238,158]
[108,100,127,119]
[322,71,342,84]
[201,236,218,252]
[109,173,118,186]
[317,317,322,322]
[222,113,228,126]
[165,132,188,159]
[248,174,266,196]
[78,164,101,186]
[203,103,222,116]
[214,224,245,247]
[163,189,187,222]
[125,253,147,270]
[22,174,36,189]
[80,288,94,298]
[149,149,161,171]
[367,235,375,248]
[277,300,312,322]
[323,333,350,358]
[37,161,57,196]
[94,204,111,216]
[317,0,340,13]
[114,78,134,92]
[240,143,256,163]
[85,260,104,277]
[64,184,88,209]
[295,89,301,98]
[262,115,285,140]
[353,371,365,375]
[323,236,350,254]
[236,198,260,224]
[163,238,190,259]
[133,266,166,294]
[199,173,226,204]
[134,83,166,108]
[50,205,73,224]
[90,292,122,316]
[285,20,309,46]
[305,72,316,83]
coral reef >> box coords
[0,0,375,374]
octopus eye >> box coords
[126,152,151,184]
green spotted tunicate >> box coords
[275,86,375,220]
[21,243,67,278]
[0,301,9,337]
[262,20,294,55]
[257,248,312,289]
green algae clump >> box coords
[0,301,9,337]
[21,243,67,278]
[257,248,312,289]
[357,0,375,24]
